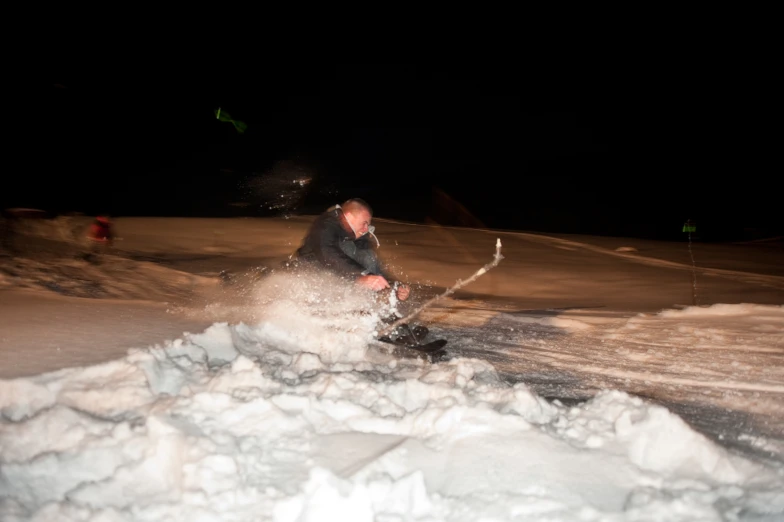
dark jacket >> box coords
[293,206,389,280]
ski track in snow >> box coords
[418,300,784,467]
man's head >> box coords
[342,198,373,238]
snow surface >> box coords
[1,215,783,521]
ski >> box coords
[373,322,448,362]
[411,338,448,353]
[377,336,448,353]
[374,340,449,363]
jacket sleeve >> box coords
[312,218,367,278]
[352,235,395,281]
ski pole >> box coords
[378,238,503,337]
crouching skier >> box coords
[285,198,443,352]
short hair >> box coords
[342,198,373,216]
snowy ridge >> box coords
[2,311,783,521]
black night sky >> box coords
[11,64,780,242]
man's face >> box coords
[345,209,372,238]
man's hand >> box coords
[357,275,390,291]
[396,284,410,301]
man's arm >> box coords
[353,235,409,300]
[313,219,367,278]
[350,235,390,278]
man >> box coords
[291,198,410,301]
[83,215,115,262]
